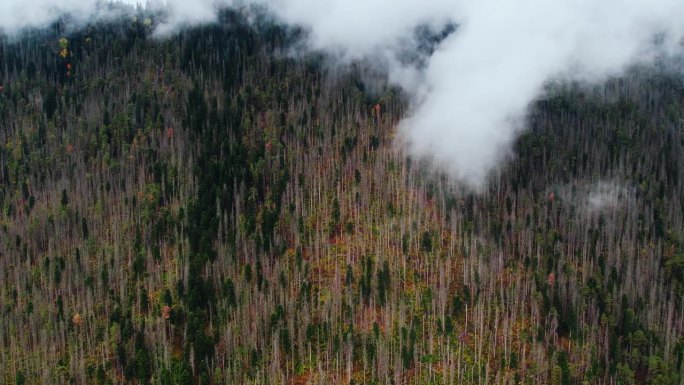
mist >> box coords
[2,0,684,187]
[0,1,131,33]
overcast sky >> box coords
[2,0,683,187]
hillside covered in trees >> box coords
[1,9,684,385]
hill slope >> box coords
[1,12,684,385]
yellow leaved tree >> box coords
[58,37,69,58]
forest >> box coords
[0,8,683,385]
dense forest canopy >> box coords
[1,8,684,385]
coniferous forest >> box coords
[1,8,684,385]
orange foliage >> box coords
[72,313,83,326]
[288,372,312,385]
